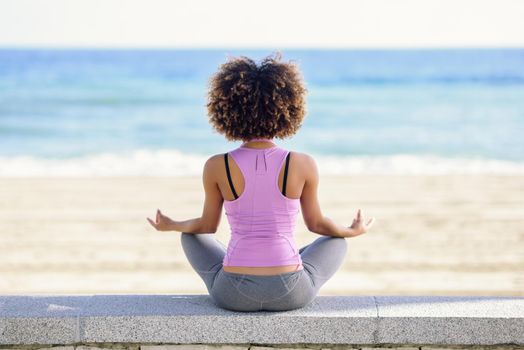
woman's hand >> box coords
[347,208,375,237]
[146,209,174,232]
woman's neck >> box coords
[241,137,276,148]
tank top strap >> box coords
[228,147,257,184]
[262,147,288,177]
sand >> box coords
[0,175,522,296]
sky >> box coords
[0,0,523,48]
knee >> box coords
[333,236,348,254]
[180,232,194,245]
[312,235,348,253]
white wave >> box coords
[315,154,524,175]
[0,149,208,177]
[1,149,524,177]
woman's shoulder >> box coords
[203,153,228,173]
[287,149,315,162]
[206,153,226,163]
[285,150,317,173]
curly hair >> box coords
[206,51,308,142]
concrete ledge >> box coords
[0,295,523,346]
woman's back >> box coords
[217,139,311,275]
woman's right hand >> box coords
[146,209,174,232]
[346,208,375,237]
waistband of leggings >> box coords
[221,267,305,278]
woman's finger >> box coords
[147,217,157,228]
[366,217,375,228]
[357,209,362,220]
[156,209,160,222]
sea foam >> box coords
[1,149,523,177]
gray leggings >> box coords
[180,232,348,312]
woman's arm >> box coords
[147,155,224,234]
[315,209,374,238]
[299,153,375,238]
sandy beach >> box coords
[0,175,522,296]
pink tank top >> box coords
[222,139,303,268]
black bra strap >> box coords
[224,153,238,199]
[282,152,290,196]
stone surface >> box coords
[0,346,521,350]
[78,295,376,344]
[420,347,524,350]
[375,296,524,345]
[0,295,523,346]
[0,317,78,345]
[361,348,419,350]
[141,346,209,350]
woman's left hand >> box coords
[146,209,174,231]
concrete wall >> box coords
[1,295,523,348]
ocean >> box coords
[1,48,523,176]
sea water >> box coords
[0,48,523,176]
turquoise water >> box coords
[1,48,523,175]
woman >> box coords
[147,52,375,312]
